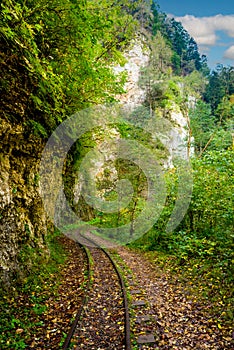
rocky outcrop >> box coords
[0,119,48,284]
[115,35,193,164]
[114,36,149,108]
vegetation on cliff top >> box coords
[1,0,139,135]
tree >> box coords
[215,97,234,122]
[190,97,233,154]
[138,31,173,113]
[183,71,207,98]
[151,1,167,35]
[131,0,153,31]
[186,37,202,71]
[189,101,216,153]
[204,65,234,112]
[162,17,205,76]
[150,32,173,75]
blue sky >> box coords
[157,0,234,68]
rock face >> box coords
[114,36,149,108]
[0,119,48,284]
[115,35,193,164]
[166,109,193,165]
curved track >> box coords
[62,232,131,350]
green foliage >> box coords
[135,3,209,78]
[189,96,234,154]
[1,0,138,133]
[26,120,48,138]
[131,149,233,282]
[189,100,216,152]
[131,0,153,31]
[183,70,207,97]
[215,97,234,122]
[204,65,234,112]
[84,155,148,243]
[161,17,207,76]
[130,149,233,324]
[148,31,173,78]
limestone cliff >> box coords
[0,119,48,284]
[114,35,150,108]
[115,35,193,164]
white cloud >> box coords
[223,45,234,60]
[172,14,234,48]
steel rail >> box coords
[62,243,91,350]
[62,233,131,350]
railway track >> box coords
[62,232,131,350]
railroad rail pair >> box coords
[62,233,131,350]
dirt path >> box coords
[116,247,233,349]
